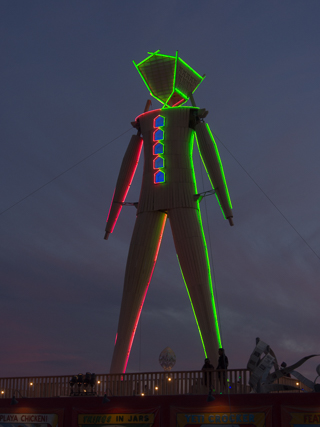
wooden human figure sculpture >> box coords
[105,51,233,374]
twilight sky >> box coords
[1,0,320,381]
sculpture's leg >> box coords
[168,207,221,367]
[110,210,167,374]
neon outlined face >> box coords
[133,51,205,107]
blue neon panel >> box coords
[155,116,165,127]
[155,170,165,183]
[154,129,164,141]
[154,156,164,169]
[153,143,164,154]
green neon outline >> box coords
[177,255,207,358]
[178,57,203,80]
[146,49,160,56]
[154,170,165,183]
[136,50,162,67]
[162,50,180,108]
[161,104,201,111]
[194,128,232,219]
[191,74,206,95]
[175,87,189,100]
[197,203,222,347]
[154,115,165,128]
[134,51,205,107]
[136,51,176,69]
[133,58,170,105]
[179,131,210,353]
[175,211,222,354]
[133,60,168,105]
[153,156,164,169]
[190,129,221,347]
[173,50,178,90]
[153,142,164,155]
[195,131,225,217]
[162,106,200,111]
[154,128,164,141]
[205,124,232,209]
[174,58,205,103]
[189,129,198,194]
[133,60,152,93]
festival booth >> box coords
[0,393,320,426]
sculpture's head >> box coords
[133,50,205,107]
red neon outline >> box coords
[153,129,164,142]
[135,109,161,121]
[153,156,164,169]
[109,205,123,233]
[171,98,185,107]
[154,115,165,128]
[154,170,165,184]
[106,138,143,234]
[106,189,115,223]
[123,214,167,373]
[153,142,164,155]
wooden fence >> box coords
[0,369,306,399]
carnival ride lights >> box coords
[104,51,233,374]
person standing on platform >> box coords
[217,348,228,390]
[202,358,214,388]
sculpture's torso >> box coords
[137,107,199,214]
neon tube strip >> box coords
[106,138,143,233]
[123,214,167,373]
[197,204,222,347]
[177,256,207,357]
[194,131,231,219]
[205,124,232,208]
[175,130,222,353]
[106,189,115,225]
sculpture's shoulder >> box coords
[134,106,207,134]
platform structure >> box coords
[0,384,318,427]
[0,369,308,399]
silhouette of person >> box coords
[217,348,228,389]
[202,358,214,388]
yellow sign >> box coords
[177,412,266,426]
[0,413,59,426]
[78,413,155,425]
[289,412,320,425]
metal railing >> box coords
[0,369,307,399]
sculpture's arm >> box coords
[195,122,233,225]
[104,134,143,239]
